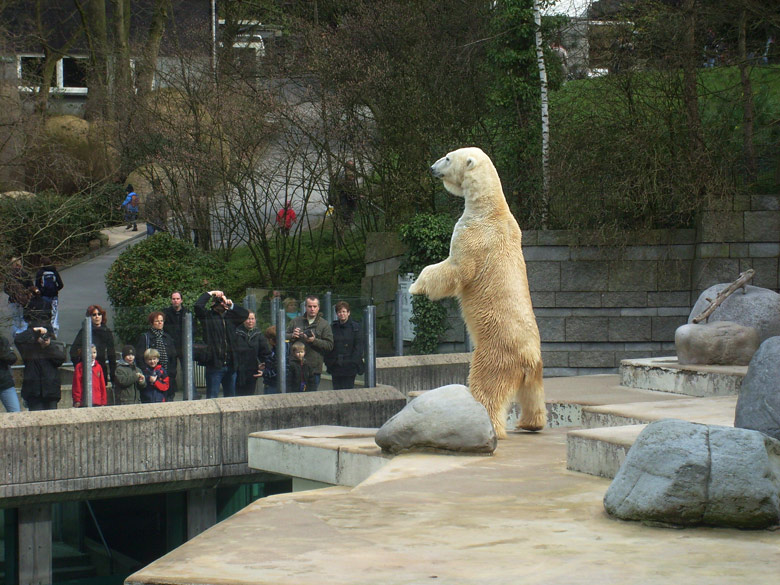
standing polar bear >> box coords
[409,147,546,438]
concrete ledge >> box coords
[619,357,746,396]
[377,353,471,396]
[248,426,391,487]
[566,425,639,478]
[0,386,405,506]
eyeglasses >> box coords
[91,312,101,317]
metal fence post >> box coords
[276,309,287,393]
[82,317,92,407]
[394,290,403,356]
[465,326,474,353]
[324,291,332,323]
[183,312,195,401]
[271,296,281,328]
[365,305,376,388]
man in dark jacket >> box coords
[15,324,65,410]
[325,301,364,390]
[163,291,192,398]
[194,290,249,399]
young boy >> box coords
[286,340,315,393]
[140,348,170,403]
[72,344,107,407]
[114,345,145,405]
[120,184,139,231]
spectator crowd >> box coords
[2,257,365,413]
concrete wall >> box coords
[377,354,471,397]
[0,386,405,507]
[363,195,779,375]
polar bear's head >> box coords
[430,147,499,200]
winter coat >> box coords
[193,293,249,369]
[135,329,178,379]
[34,265,64,298]
[286,358,315,393]
[0,335,18,391]
[234,326,273,387]
[70,325,117,385]
[115,360,144,403]
[139,363,169,403]
[15,325,65,403]
[326,319,363,378]
[72,360,108,406]
[162,305,190,353]
[285,314,333,374]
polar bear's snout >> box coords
[430,156,450,178]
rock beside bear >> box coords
[375,385,497,454]
[409,147,545,439]
[604,419,780,529]
[675,321,760,365]
[734,336,780,441]
[689,285,780,343]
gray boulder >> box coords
[375,384,497,454]
[604,419,780,529]
[675,321,760,365]
[735,336,780,440]
[689,284,780,342]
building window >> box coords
[17,54,88,94]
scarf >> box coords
[150,328,168,368]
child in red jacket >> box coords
[72,344,107,407]
[140,348,169,403]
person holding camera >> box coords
[194,290,249,399]
[15,323,65,411]
[286,295,333,392]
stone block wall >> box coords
[363,195,779,375]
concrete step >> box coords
[511,374,696,429]
[567,395,738,478]
[619,357,746,397]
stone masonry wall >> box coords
[363,194,779,375]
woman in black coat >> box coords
[69,305,117,386]
[135,311,178,398]
[325,301,364,390]
[16,324,65,410]
[234,311,272,396]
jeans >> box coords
[205,365,236,399]
[9,302,27,337]
[311,373,321,392]
[26,399,58,411]
[43,296,59,337]
[0,386,20,412]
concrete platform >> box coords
[620,357,746,396]
[127,425,779,585]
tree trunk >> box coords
[136,0,170,96]
[533,0,549,229]
[681,0,702,153]
[112,0,132,110]
[79,0,110,121]
[737,9,757,180]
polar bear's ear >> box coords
[465,157,476,169]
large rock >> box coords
[675,321,760,365]
[375,384,497,454]
[604,419,780,529]
[734,337,780,440]
[689,284,780,342]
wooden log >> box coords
[692,269,755,324]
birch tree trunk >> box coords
[533,0,549,229]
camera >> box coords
[302,328,314,338]
[40,333,50,342]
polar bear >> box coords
[408,147,546,438]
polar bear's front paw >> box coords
[409,281,424,295]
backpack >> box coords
[40,270,59,297]
[130,193,139,208]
